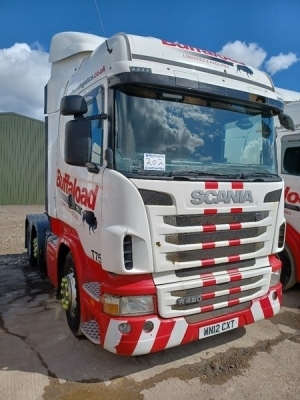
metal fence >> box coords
[0,113,45,205]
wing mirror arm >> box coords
[105,148,114,169]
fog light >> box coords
[270,271,281,286]
[143,321,154,333]
[118,323,132,334]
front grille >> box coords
[155,267,270,319]
[171,276,261,311]
[176,259,255,277]
[166,242,264,263]
[158,209,270,269]
[153,208,272,319]
[173,288,258,311]
[166,227,266,245]
[164,211,269,227]
[172,275,261,297]
[185,302,251,323]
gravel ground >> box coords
[0,205,45,256]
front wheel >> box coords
[278,245,297,290]
[61,252,82,336]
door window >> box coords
[283,146,300,175]
[84,86,105,165]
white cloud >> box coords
[219,40,299,77]
[265,52,299,75]
[0,43,50,121]
[219,40,267,69]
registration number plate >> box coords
[199,318,238,339]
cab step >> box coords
[80,320,100,344]
[82,282,100,301]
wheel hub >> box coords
[61,273,77,315]
[33,237,38,258]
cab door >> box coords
[56,83,107,264]
[281,133,300,232]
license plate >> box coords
[199,318,238,339]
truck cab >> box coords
[25,32,294,355]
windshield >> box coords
[114,86,278,179]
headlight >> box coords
[270,270,281,286]
[102,294,155,316]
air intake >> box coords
[278,223,285,248]
[139,189,173,205]
[123,235,133,270]
[264,189,282,203]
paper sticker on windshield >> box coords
[144,153,165,171]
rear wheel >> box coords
[278,245,297,290]
[61,252,82,336]
[26,225,37,266]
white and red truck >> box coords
[275,92,300,289]
[25,31,294,355]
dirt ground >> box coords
[0,205,45,256]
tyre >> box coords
[61,252,82,336]
[278,245,297,290]
[26,225,37,266]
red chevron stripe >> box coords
[204,208,218,214]
[230,207,243,213]
[150,320,176,353]
[228,255,241,263]
[232,182,244,189]
[205,182,218,189]
[229,223,242,230]
[228,298,240,307]
[201,259,216,267]
[202,242,216,249]
[229,239,241,246]
[203,224,217,232]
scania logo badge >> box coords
[191,189,254,205]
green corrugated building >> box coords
[0,113,45,205]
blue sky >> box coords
[1,0,300,120]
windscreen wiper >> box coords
[169,170,239,180]
[238,172,280,181]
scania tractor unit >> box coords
[276,98,300,290]
[25,31,293,356]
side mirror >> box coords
[61,95,92,167]
[64,117,92,166]
[279,113,295,131]
[60,95,87,116]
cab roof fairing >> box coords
[66,33,132,95]
[50,31,282,112]
[48,31,106,63]
[48,31,275,93]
